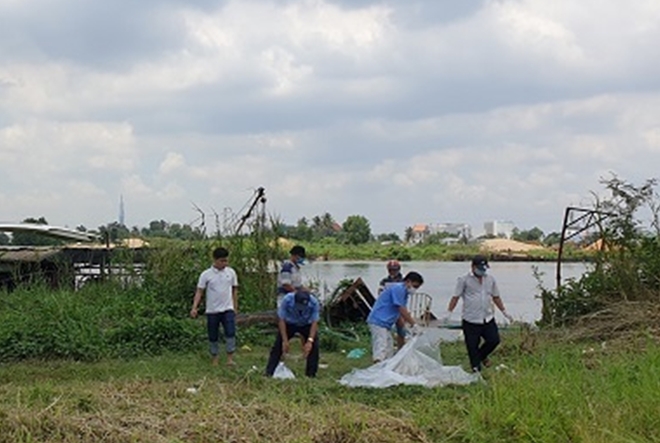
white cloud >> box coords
[1,0,660,234]
[159,152,186,175]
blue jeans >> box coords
[206,310,236,356]
[462,318,501,371]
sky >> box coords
[2,0,660,237]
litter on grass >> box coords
[273,362,296,379]
[339,328,480,388]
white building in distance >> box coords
[431,223,472,240]
[408,222,472,244]
[484,220,516,239]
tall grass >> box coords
[0,331,658,442]
[0,233,284,361]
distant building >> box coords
[410,223,430,244]
[408,222,473,244]
[484,220,516,239]
[430,223,472,240]
[119,194,125,226]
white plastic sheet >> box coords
[339,328,480,388]
[273,362,296,379]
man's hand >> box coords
[502,311,514,323]
[303,341,312,357]
[410,324,422,336]
[190,307,198,319]
[282,340,290,355]
[440,311,453,325]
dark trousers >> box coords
[206,311,236,355]
[462,318,501,371]
[265,323,319,377]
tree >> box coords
[0,232,9,245]
[423,232,457,245]
[376,232,401,243]
[404,226,413,243]
[512,227,544,242]
[98,222,130,243]
[311,212,338,240]
[543,231,562,246]
[291,217,313,241]
[341,215,372,245]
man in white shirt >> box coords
[191,247,239,366]
[445,255,513,372]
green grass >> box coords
[1,330,658,443]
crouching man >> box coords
[265,289,320,378]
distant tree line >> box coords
[273,212,378,245]
[2,214,566,248]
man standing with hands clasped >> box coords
[190,247,239,367]
[444,255,513,372]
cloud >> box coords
[1,0,660,235]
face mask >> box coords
[296,257,305,265]
[474,268,486,277]
[407,286,417,295]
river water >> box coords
[302,261,590,324]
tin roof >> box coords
[0,247,63,263]
[0,223,97,243]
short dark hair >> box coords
[403,271,424,285]
[289,245,306,258]
[212,247,229,260]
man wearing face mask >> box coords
[276,245,306,308]
[367,271,424,363]
[445,255,514,372]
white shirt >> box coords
[454,273,500,324]
[197,266,238,314]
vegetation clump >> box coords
[540,176,660,344]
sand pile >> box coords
[480,238,547,253]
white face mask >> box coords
[407,286,417,295]
[474,268,487,277]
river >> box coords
[302,260,590,324]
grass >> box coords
[1,328,659,443]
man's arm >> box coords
[190,288,204,318]
[447,296,460,312]
[278,318,290,354]
[397,306,416,326]
[303,320,318,357]
[232,286,239,314]
[493,296,514,322]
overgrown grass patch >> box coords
[1,330,659,443]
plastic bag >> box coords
[347,348,367,359]
[273,362,295,379]
[339,328,479,388]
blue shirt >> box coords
[367,282,409,329]
[278,292,320,326]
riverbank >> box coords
[1,325,657,443]
[300,240,592,263]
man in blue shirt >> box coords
[265,289,321,377]
[367,271,424,363]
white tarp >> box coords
[339,328,480,388]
